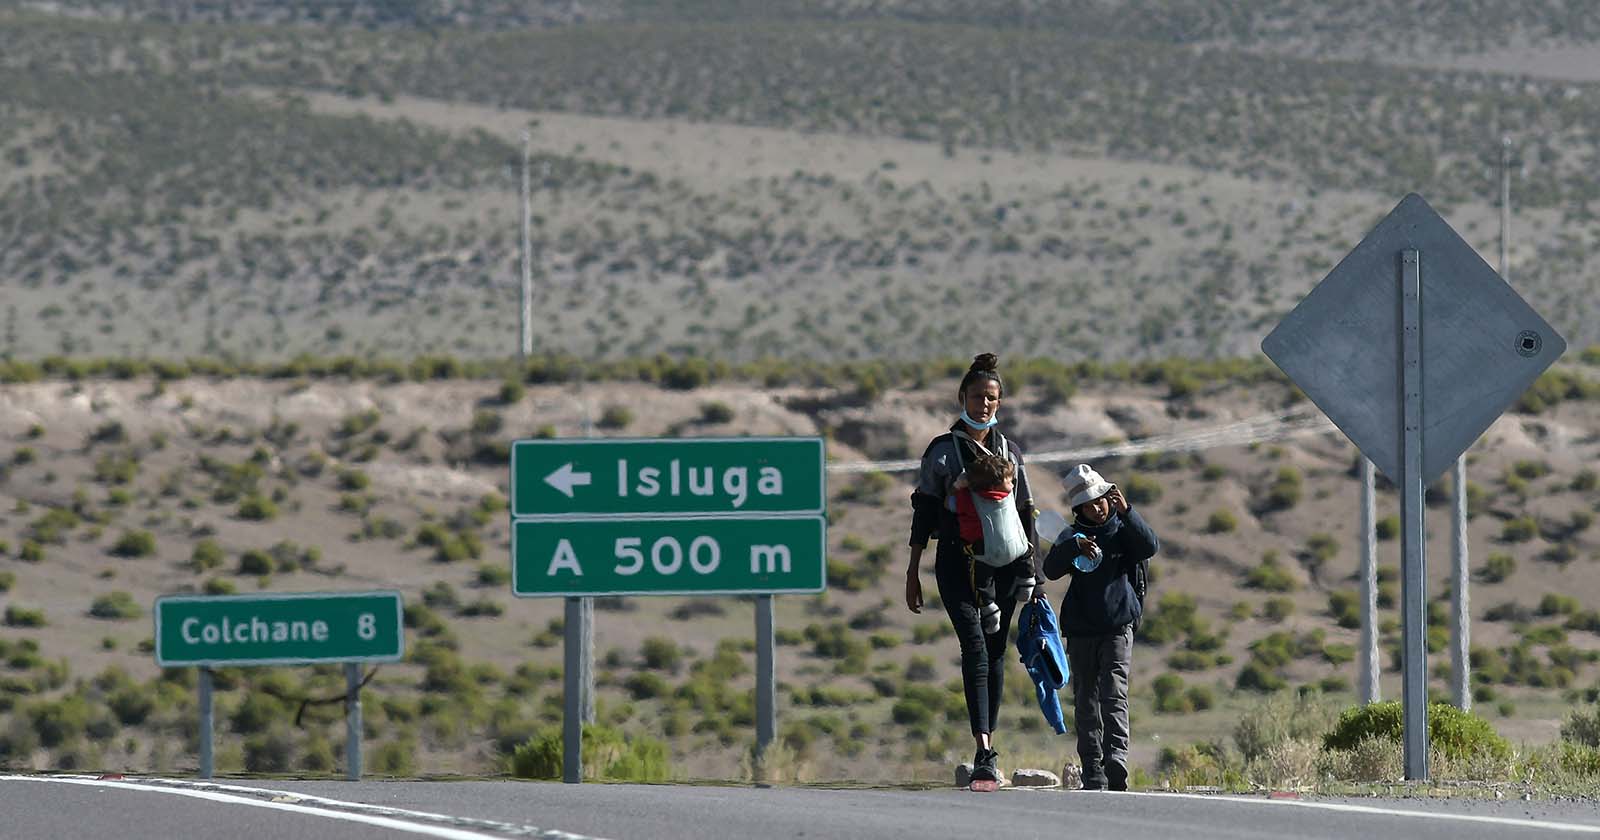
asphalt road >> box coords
[5,775,1600,840]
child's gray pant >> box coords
[1067,624,1133,784]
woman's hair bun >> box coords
[970,353,999,372]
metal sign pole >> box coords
[345,662,363,781]
[563,596,588,783]
[198,667,214,780]
[1399,248,1430,781]
[755,595,776,758]
[1451,457,1471,711]
[1359,458,1381,705]
[580,597,594,725]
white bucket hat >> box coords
[1064,464,1114,509]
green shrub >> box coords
[1323,701,1511,762]
[4,606,46,628]
[641,637,682,673]
[699,402,736,424]
[238,549,274,576]
[1375,515,1399,541]
[371,736,418,776]
[1322,643,1356,666]
[204,577,237,595]
[623,672,670,700]
[337,469,371,491]
[1261,597,1295,622]
[301,735,337,772]
[1562,705,1600,747]
[89,591,142,620]
[108,685,154,726]
[1478,553,1515,583]
[1235,662,1286,693]
[1501,517,1538,543]
[244,729,296,773]
[476,564,511,587]
[1262,467,1303,511]
[1153,673,1191,713]
[1245,552,1297,592]
[1541,594,1582,617]
[509,724,668,781]
[109,530,156,558]
[1205,509,1237,534]
[1139,592,1198,645]
[0,572,13,593]
[1513,460,1552,481]
[1328,590,1361,630]
[237,495,278,521]
[1123,474,1163,506]
[1572,469,1599,493]
[598,405,634,430]
[497,379,526,405]
[1234,690,1335,762]
[190,539,225,571]
[1303,533,1339,568]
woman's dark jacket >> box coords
[1042,507,1159,637]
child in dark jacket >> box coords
[1042,463,1159,791]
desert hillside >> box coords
[3,362,1599,781]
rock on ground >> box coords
[1060,764,1083,789]
[955,763,974,787]
[1011,768,1061,787]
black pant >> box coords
[937,553,1019,736]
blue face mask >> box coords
[960,409,998,430]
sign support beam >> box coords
[563,596,590,784]
[1400,247,1429,781]
[756,595,776,759]
[198,667,214,780]
[345,662,363,781]
[1359,457,1380,705]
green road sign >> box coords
[155,591,404,667]
[510,438,825,518]
[512,516,826,597]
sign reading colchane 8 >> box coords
[155,591,404,667]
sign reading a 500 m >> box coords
[510,437,826,598]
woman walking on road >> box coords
[905,353,1044,784]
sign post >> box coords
[155,591,404,781]
[1263,193,1564,780]
[510,437,826,782]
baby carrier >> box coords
[952,431,1031,568]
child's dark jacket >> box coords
[1042,507,1159,637]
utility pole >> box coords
[1450,136,1515,711]
[520,130,533,363]
[1359,458,1380,705]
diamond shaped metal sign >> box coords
[1262,193,1565,484]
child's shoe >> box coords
[980,599,1001,635]
[1011,573,1037,602]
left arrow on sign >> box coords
[543,462,593,498]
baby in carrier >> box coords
[955,452,1037,634]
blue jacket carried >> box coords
[1016,598,1070,734]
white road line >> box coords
[0,775,607,840]
[1109,789,1600,834]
